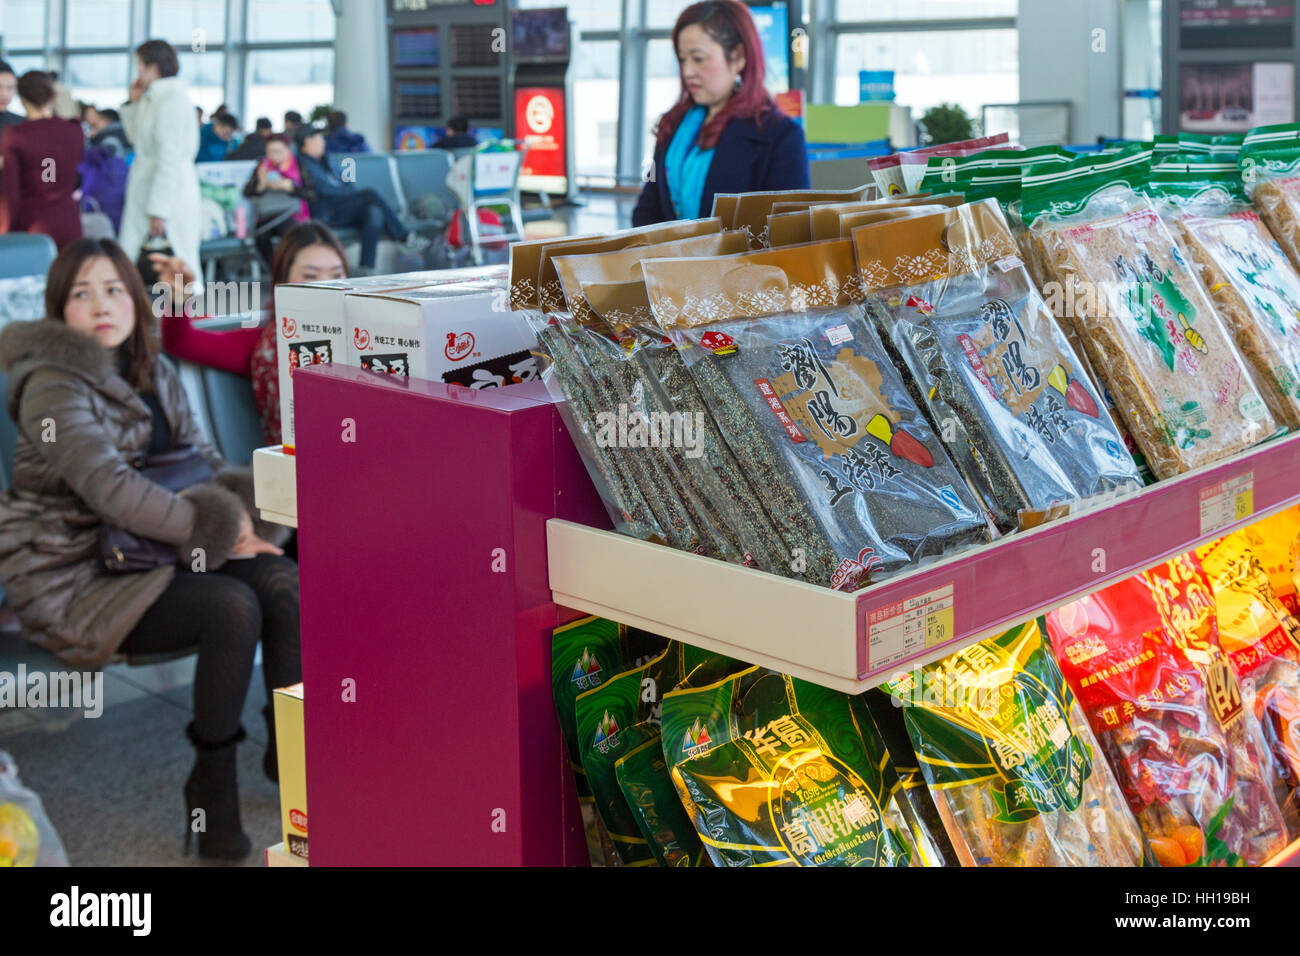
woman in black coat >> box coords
[633,1,810,227]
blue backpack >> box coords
[78,145,129,233]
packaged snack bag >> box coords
[883,618,1146,866]
[642,239,990,590]
[855,200,1141,532]
[1024,150,1277,479]
[729,185,874,248]
[581,277,791,574]
[1239,506,1300,616]
[1241,124,1300,272]
[551,617,670,865]
[1197,534,1300,831]
[574,642,743,866]
[1148,161,1300,430]
[662,668,928,866]
[1046,554,1291,866]
[512,222,732,554]
[916,145,1072,197]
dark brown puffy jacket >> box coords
[0,318,288,669]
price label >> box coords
[866,583,955,670]
[1199,472,1254,537]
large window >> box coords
[0,0,334,136]
[571,38,619,180]
[833,28,1018,119]
[245,49,334,130]
[835,0,1017,18]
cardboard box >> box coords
[273,683,307,863]
[265,842,308,867]
[344,284,539,387]
[277,266,509,450]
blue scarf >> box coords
[665,106,716,221]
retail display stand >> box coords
[549,434,1300,693]
[286,364,607,866]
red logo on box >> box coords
[281,316,297,338]
[354,327,370,350]
[290,809,307,832]
[445,331,475,361]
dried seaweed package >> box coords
[1148,162,1300,430]
[642,239,989,590]
[510,240,666,544]
[1045,554,1291,866]
[855,200,1142,532]
[1024,152,1277,479]
[552,617,670,865]
[1241,123,1300,273]
[575,642,744,866]
[581,278,791,574]
[883,618,1146,866]
[1196,535,1300,833]
[661,667,927,866]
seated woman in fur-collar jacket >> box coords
[0,237,299,862]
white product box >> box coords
[344,283,539,388]
[277,266,509,451]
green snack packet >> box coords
[552,617,669,864]
[917,145,1072,197]
[1020,146,1152,226]
[614,730,707,867]
[575,642,742,865]
[882,618,1147,867]
[662,667,925,867]
[1146,159,1248,208]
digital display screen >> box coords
[1179,0,1293,48]
[394,28,440,68]
[512,8,569,64]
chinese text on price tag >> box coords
[1199,472,1253,537]
[866,583,955,671]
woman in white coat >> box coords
[119,40,201,283]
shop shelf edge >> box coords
[549,433,1300,692]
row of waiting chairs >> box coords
[199,148,518,277]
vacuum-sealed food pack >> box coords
[1197,534,1300,832]
[1024,152,1276,479]
[1046,554,1291,866]
[884,618,1146,866]
[642,239,990,590]
[854,199,1142,531]
[574,641,744,866]
[552,617,671,864]
[661,668,932,866]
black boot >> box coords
[262,705,278,784]
[183,722,252,861]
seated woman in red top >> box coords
[242,133,311,266]
[152,221,347,445]
[0,71,84,248]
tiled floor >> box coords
[0,633,280,867]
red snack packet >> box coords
[1045,553,1290,866]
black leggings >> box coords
[117,555,301,743]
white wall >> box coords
[1018,0,1123,144]
[334,0,391,151]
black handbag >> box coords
[99,446,215,573]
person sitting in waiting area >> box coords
[0,71,84,248]
[282,110,303,139]
[241,133,310,265]
[196,111,239,162]
[86,106,131,158]
[432,115,477,151]
[0,237,299,862]
[323,110,370,154]
[151,220,348,446]
[227,116,272,161]
[294,125,427,273]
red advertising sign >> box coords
[515,86,567,183]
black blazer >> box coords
[632,110,810,227]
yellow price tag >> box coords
[1234,488,1253,521]
[925,607,954,648]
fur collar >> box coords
[0,319,116,380]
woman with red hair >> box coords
[632,0,809,226]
